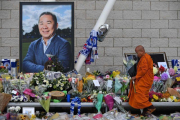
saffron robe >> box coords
[128,53,154,109]
[23,35,70,73]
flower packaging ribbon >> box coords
[95,93,103,113]
[70,97,81,117]
[104,94,114,110]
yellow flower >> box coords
[176,77,180,81]
[31,114,36,118]
[112,70,120,78]
[153,67,158,75]
[20,115,25,119]
[67,74,70,78]
[83,75,95,83]
[35,86,39,91]
[151,99,154,102]
[174,66,178,72]
[174,99,178,102]
[153,94,158,100]
[170,96,176,100]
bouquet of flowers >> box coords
[161,95,180,102]
[35,111,48,120]
[11,94,28,102]
[103,70,121,80]
[83,74,96,94]
[149,91,163,102]
[8,106,21,113]
[104,94,114,111]
[119,75,130,95]
[30,72,70,92]
[0,67,8,73]
[92,70,103,77]
[112,70,121,78]
[167,96,178,102]
[37,93,51,113]
[47,74,70,91]
[68,74,79,92]
[94,93,103,113]
[31,85,47,98]
[9,79,31,102]
[30,72,45,86]
[2,79,12,94]
[172,74,180,86]
[150,76,164,92]
[153,64,175,92]
[19,73,34,88]
[120,95,128,102]
[10,79,29,95]
[8,106,21,120]
[162,91,171,99]
[96,77,106,92]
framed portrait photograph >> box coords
[22,107,35,116]
[124,52,169,68]
[19,2,74,73]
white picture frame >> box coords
[22,107,35,116]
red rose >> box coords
[159,65,165,73]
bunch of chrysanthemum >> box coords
[149,91,163,102]
[164,96,180,102]
[162,92,171,99]
[160,92,180,102]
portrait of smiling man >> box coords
[23,12,70,73]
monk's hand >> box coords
[131,76,136,82]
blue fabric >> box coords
[41,34,55,53]
[70,97,81,116]
[77,30,98,64]
[23,35,71,73]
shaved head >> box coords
[135,45,145,52]
[135,45,146,58]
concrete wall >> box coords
[0,0,180,74]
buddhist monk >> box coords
[128,45,155,116]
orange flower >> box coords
[162,92,170,99]
[81,98,87,102]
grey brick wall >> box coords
[0,0,180,74]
